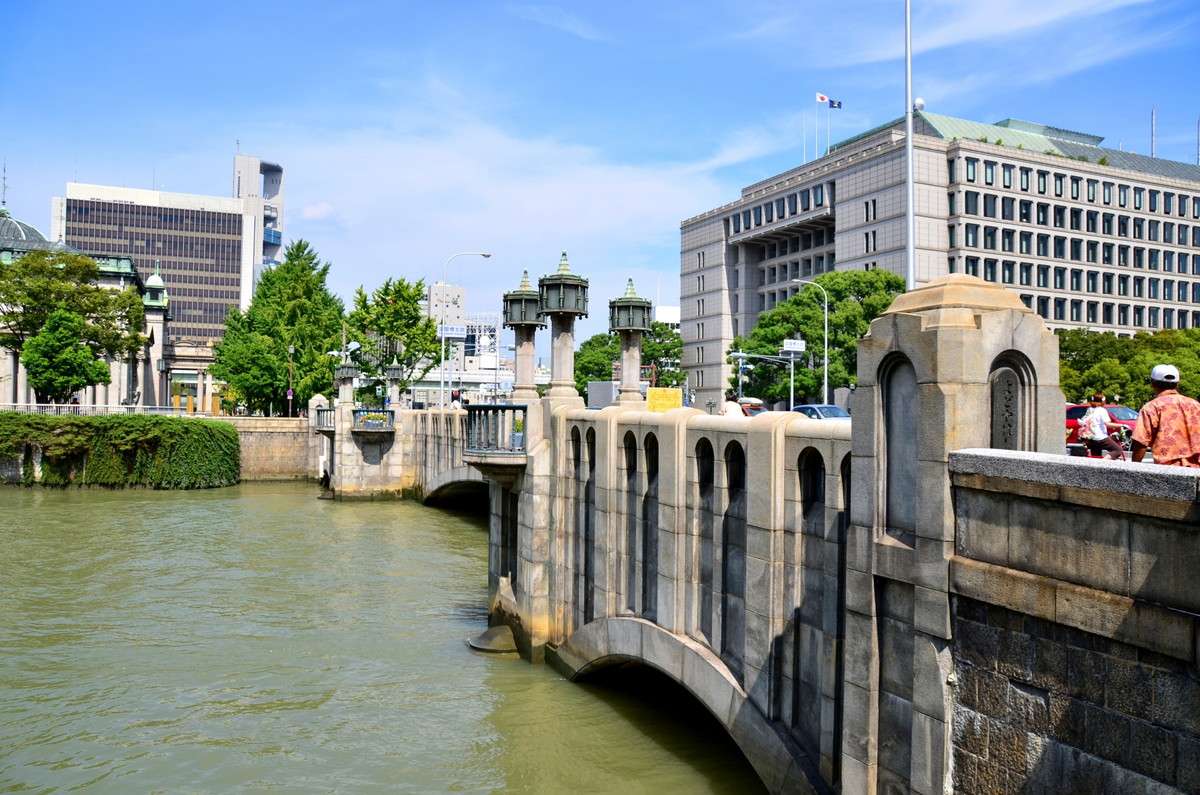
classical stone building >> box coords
[0,204,170,406]
[681,111,1200,407]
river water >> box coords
[0,483,764,793]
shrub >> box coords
[0,413,240,488]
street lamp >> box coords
[792,278,829,404]
[287,345,295,417]
[438,252,492,409]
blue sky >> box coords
[4,0,1199,342]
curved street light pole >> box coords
[792,278,829,404]
[438,252,491,409]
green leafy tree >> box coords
[731,270,905,402]
[346,277,442,397]
[642,321,685,387]
[0,250,145,361]
[574,333,620,394]
[211,240,345,415]
[21,308,113,403]
[1054,328,1200,407]
[572,323,687,394]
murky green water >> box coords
[0,484,764,793]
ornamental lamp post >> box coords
[537,252,589,399]
[287,344,295,417]
[502,270,545,403]
[608,278,652,404]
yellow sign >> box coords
[646,388,683,412]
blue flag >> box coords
[828,99,842,109]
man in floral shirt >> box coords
[1131,364,1200,467]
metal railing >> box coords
[0,403,190,416]
[465,404,527,454]
[315,408,336,430]
[352,409,395,430]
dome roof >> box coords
[0,206,49,244]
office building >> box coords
[51,155,283,343]
[681,112,1200,407]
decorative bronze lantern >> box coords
[503,270,546,329]
[538,252,589,318]
[608,278,652,333]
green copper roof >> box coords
[831,111,1200,183]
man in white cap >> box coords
[1131,364,1200,467]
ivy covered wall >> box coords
[0,413,240,488]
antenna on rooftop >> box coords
[1,160,7,207]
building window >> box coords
[1054,174,1065,197]
[965,192,979,215]
[1002,197,1015,220]
[965,224,979,247]
[984,194,997,218]
[1037,265,1050,288]
[813,185,824,206]
[1002,260,1015,284]
[983,259,997,282]
[1038,171,1048,194]
[1087,301,1098,323]
[948,160,957,183]
[1087,271,1098,292]
[1087,180,1097,202]
[1037,296,1049,317]
[1070,300,1082,322]
[1103,183,1113,205]
[1119,185,1129,207]
[984,161,995,185]
[966,257,979,276]
[1020,200,1032,223]
[966,158,977,182]
[1002,229,1015,252]
[1118,275,1129,296]
[1054,267,1066,290]
[1020,168,1031,191]
[1003,164,1014,188]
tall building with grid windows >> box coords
[51,155,283,343]
[681,112,1200,408]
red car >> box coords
[1065,403,1138,446]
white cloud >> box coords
[298,201,338,221]
[504,5,609,41]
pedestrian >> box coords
[1131,364,1200,467]
[719,391,742,417]
[1077,393,1124,459]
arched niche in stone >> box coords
[879,353,918,545]
[988,350,1038,451]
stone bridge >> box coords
[318,275,1200,794]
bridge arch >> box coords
[553,616,818,794]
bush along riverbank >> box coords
[0,413,240,488]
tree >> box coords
[21,308,114,403]
[0,250,146,361]
[731,270,905,403]
[1054,328,1200,407]
[642,321,686,387]
[346,277,442,397]
[211,240,345,415]
[574,333,620,394]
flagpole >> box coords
[815,96,820,160]
[904,0,916,291]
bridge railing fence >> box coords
[315,408,335,430]
[0,403,191,416]
[464,404,528,454]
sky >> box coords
[4,0,1199,343]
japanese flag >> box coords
[816,92,829,102]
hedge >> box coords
[0,413,240,489]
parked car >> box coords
[791,404,850,419]
[1065,403,1138,446]
[738,397,768,416]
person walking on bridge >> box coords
[1131,364,1200,467]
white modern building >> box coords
[681,112,1200,407]
[51,155,284,343]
